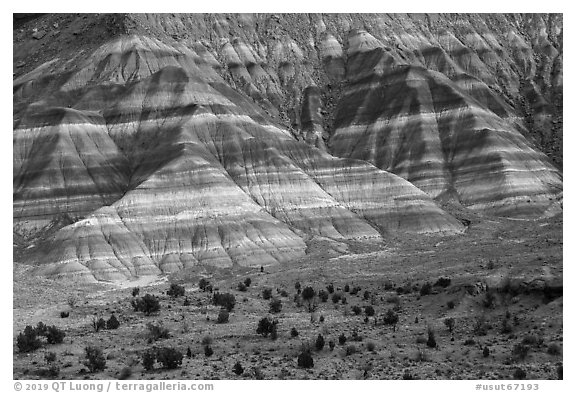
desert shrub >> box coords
[483,346,490,357]
[244,277,252,287]
[147,322,170,341]
[106,315,120,330]
[256,317,278,338]
[132,294,161,315]
[329,340,335,351]
[167,283,185,298]
[183,297,190,306]
[384,281,394,291]
[295,282,301,291]
[513,367,526,380]
[60,311,69,318]
[487,260,496,270]
[302,287,316,301]
[237,282,247,292]
[434,277,451,288]
[352,305,362,315]
[45,325,65,344]
[201,335,213,346]
[279,289,289,297]
[269,298,282,314]
[262,288,273,300]
[419,282,432,296]
[37,364,60,378]
[444,318,455,333]
[363,290,371,300]
[416,336,427,344]
[217,309,230,323]
[16,325,46,353]
[426,327,437,348]
[338,333,347,345]
[364,305,375,316]
[35,322,48,336]
[345,345,358,356]
[297,351,314,368]
[213,292,236,311]
[557,364,563,380]
[501,318,513,334]
[547,343,561,356]
[522,334,543,347]
[350,286,361,295]
[318,290,329,302]
[332,292,343,303]
[203,345,213,357]
[119,367,132,380]
[482,291,496,308]
[367,341,376,352]
[464,338,476,346]
[45,352,57,363]
[199,278,209,291]
[260,266,264,273]
[473,315,489,336]
[84,346,106,373]
[290,327,299,338]
[383,309,399,331]
[315,334,325,351]
[92,317,106,332]
[447,300,456,309]
[156,347,183,369]
[341,296,347,305]
[344,284,350,292]
[233,361,244,375]
[319,315,325,323]
[512,343,530,361]
[142,349,156,371]
[132,287,140,297]
[402,370,415,380]
[186,347,192,358]
[326,283,334,294]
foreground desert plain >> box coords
[13,207,562,380]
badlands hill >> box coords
[13,14,562,282]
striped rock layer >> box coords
[14,34,463,282]
[13,14,562,281]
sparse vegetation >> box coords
[167,283,185,298]
[290,327,299,338]
[131,294,161,316]
[146,322,170,341]
[315,334,325,351]
[444,317,455,333]
[269,298,282,313]
[262,288,273,300]
[156,347,183,369]
[256,317,278,338]
[233,361,244,375]
[297,350,314,368]
[426,327,437,348]
[92,316,106,332]
[217,309,230,323]
[364,305,375,316]
[213,292,236,311]
[83,346,106,373]
[419,282,432,296]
